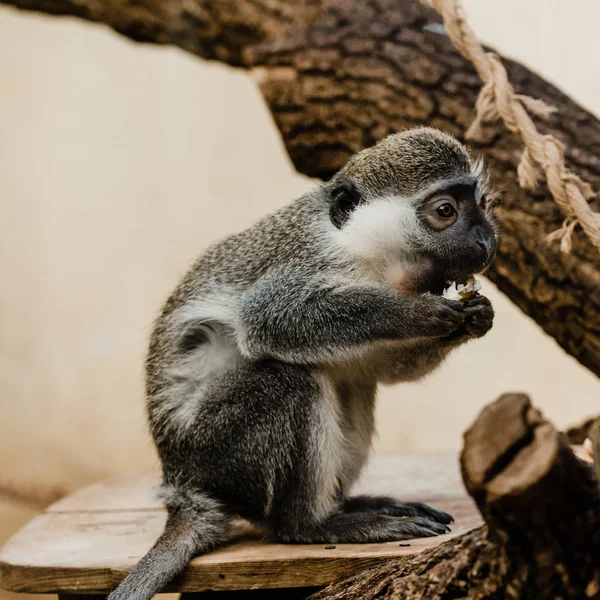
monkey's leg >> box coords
[257,366,451,544]
[341,495,453,524]
[161,359,450,546]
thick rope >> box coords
[421,0,600,253]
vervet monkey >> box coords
[109,127,497,600]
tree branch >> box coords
[0,0,324,66]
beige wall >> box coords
[0,3,599,597]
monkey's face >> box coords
[329,176,497,292]
[328,129,498,295]
[412,180,498,291]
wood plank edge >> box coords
[138,555,399,592]
[0,560,112,594]
[0,554,400,593]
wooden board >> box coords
[0,453,482,594]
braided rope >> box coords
[421,0,600,253]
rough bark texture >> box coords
[2,0,599,377]
[307,394,600,599]
[0,0,324,66]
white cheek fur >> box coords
[332,197,420,271]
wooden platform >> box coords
[0,452,482,595]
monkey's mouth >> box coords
[409,261,487,297]
[429,275,477,296]
[429,279,449,296]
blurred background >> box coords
[1,1,600,598]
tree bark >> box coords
[306,394,600,599]
[3,0,599,377]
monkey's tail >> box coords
[108,487,228,600]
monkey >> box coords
[108,127,497,600]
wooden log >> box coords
[308,393,600,599]
[1,0,599,376]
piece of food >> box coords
[583,437,594,463]
[442,276,482,301]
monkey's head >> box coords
[327,127,498,294]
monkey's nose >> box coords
[475,234,497,266]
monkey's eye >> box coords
[436,203,456,218]
[420,193,459,231]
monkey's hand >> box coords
[411,294,466,338]
[445,294,494,342]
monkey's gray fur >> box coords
[109,127,497,600]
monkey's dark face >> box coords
[415,182,497,290]
[328,127,498,294]
[328,174,498,294]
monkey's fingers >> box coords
[463,293,492,308]
[383,516,451,540]
[377,500,453,524]
[420,296,465,338]
[463,298,494,338]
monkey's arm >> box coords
[375,295,494,383]
[237,271,465,363]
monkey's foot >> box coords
[275,511,450,544]
[342,495,453,524]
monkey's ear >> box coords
[329,180,362,229]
